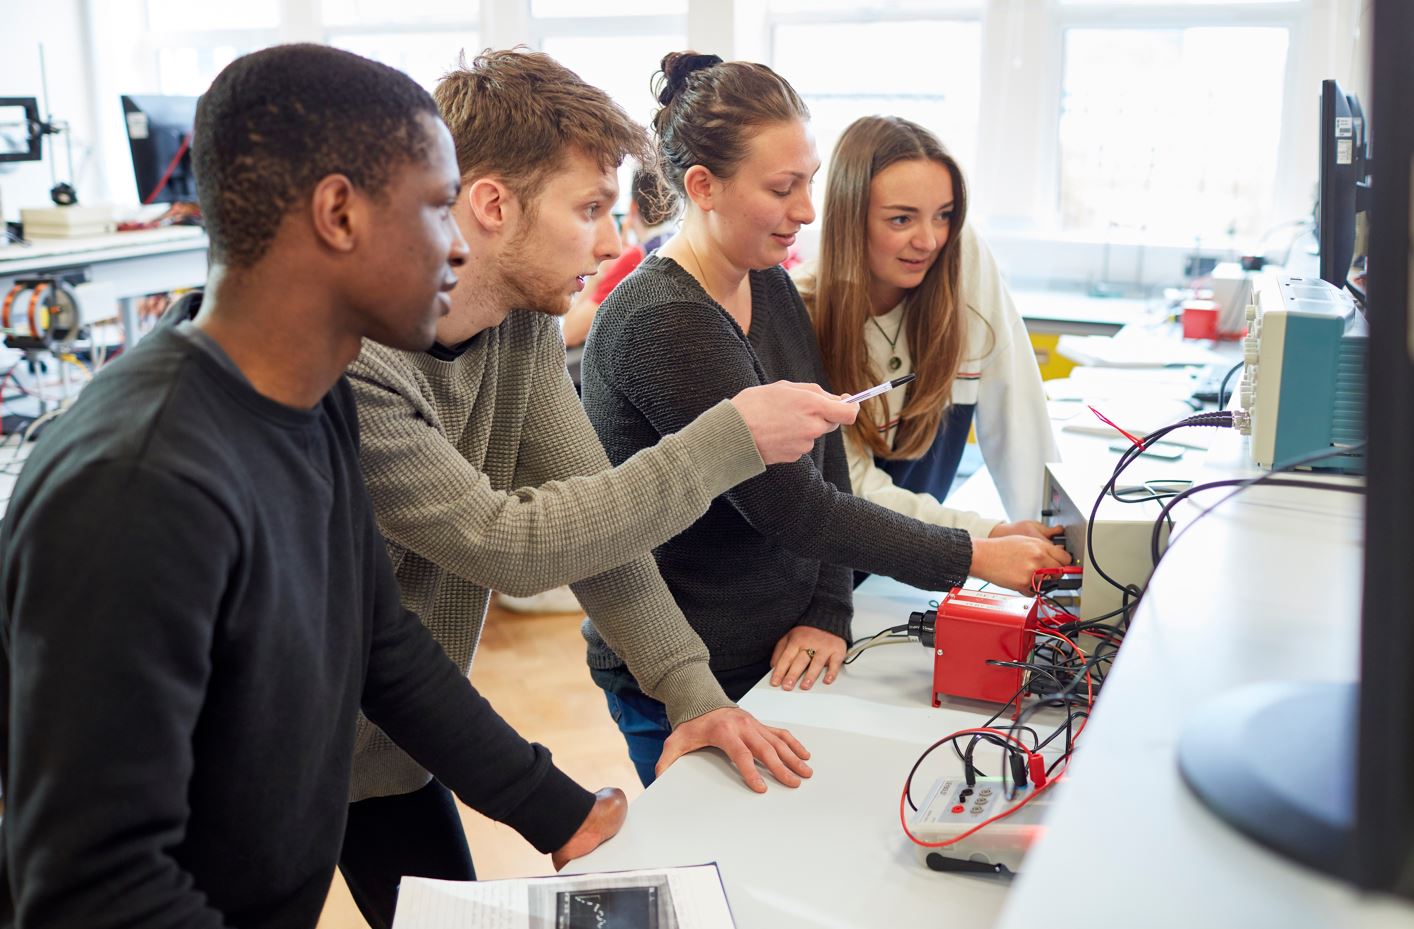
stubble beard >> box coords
[496,224,573,318]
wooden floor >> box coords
[317,598,642,929]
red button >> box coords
[951,805,965,814]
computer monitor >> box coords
[1317,79,1372,292]
[121,94,199,205]
[0,98,42,164]
[1351,0,1414,892]
[1177,0,1414,898]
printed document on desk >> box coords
[392,863,735,929]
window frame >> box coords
[82,0,1355,285]
[1043,1,1308,244]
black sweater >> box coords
[581,257,973,699]
[0,298,593,929]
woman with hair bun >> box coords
[794,115,1060,543]
[579,52,1068,785]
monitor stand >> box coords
[1177,680,1354,875]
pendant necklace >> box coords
[870,314,905,372]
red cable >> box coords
[142,133,192,205]
[900,632,1097,852]
[1087,404,1145,448]
[899,775,1064,849]
[899,731,1069,849]
[1035,628,1094,723]
[899,726,1040,849]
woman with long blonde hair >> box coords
[797,116,1059,541]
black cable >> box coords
[928,647,1104,808]
[950,673,1029,752]
[986,660,1070,694]
[1044,713,1089,775]
[908,726,1033,811]
[1058,607,1128,633]
[1055,599,1132,635]
[1013,647,1109,734]
[1149,441,1367,568]
[1085,411,1233,595]
[943,681,1038,787]
[1036,711,1088,754]
[1216,360,1244,410]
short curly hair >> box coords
[434,48,653,212]
[193,43,440,269]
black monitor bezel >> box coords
[1318,79,1368,290]
[0,97,42,164]
[1353,0,1414,897]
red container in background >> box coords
[1181,299,1220,340]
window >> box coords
[85,0,1339,282]
[1057,0,1294,5]
[322,0,479,26]
[532,0,685,16]
[527,6,688,207]
[330,32,481,92]
[323,0,480,92]
[144,0,278,95]
[772,18,982,201]
[145,0,278,30]
[156,46,246,96]
[528,2,686,124]
[1057,26,1291,239]
[540,34,684,125]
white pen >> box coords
[843,373,916,404]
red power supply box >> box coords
[929,588,1040,711]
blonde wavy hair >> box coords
[798,116,970,461]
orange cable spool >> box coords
[27,282,51,339]
[1,283,23,332]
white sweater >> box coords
[843,225,1060,537]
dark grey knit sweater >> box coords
[581,256,974,699]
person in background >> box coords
[794,115,1061,544]
[342,48,858,929]
[580,52,1069,786]
[0,44,622,929]
[562,166,677,349]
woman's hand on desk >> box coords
[658,707,814,793]
[970,536,1072,593]
[551,787,628,871]
[769,626,846,692]
[989,520,1065,543]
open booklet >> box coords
[391,862,736,929]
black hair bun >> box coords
[657,51,724,105]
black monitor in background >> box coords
[1177,0,1414,900]
[0,97,42,163]
[121,94,199,205]
[1317,79,1373,293]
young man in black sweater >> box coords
[0,44,622,929]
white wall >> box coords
[0,0,105,221]
[85,0,166,209]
